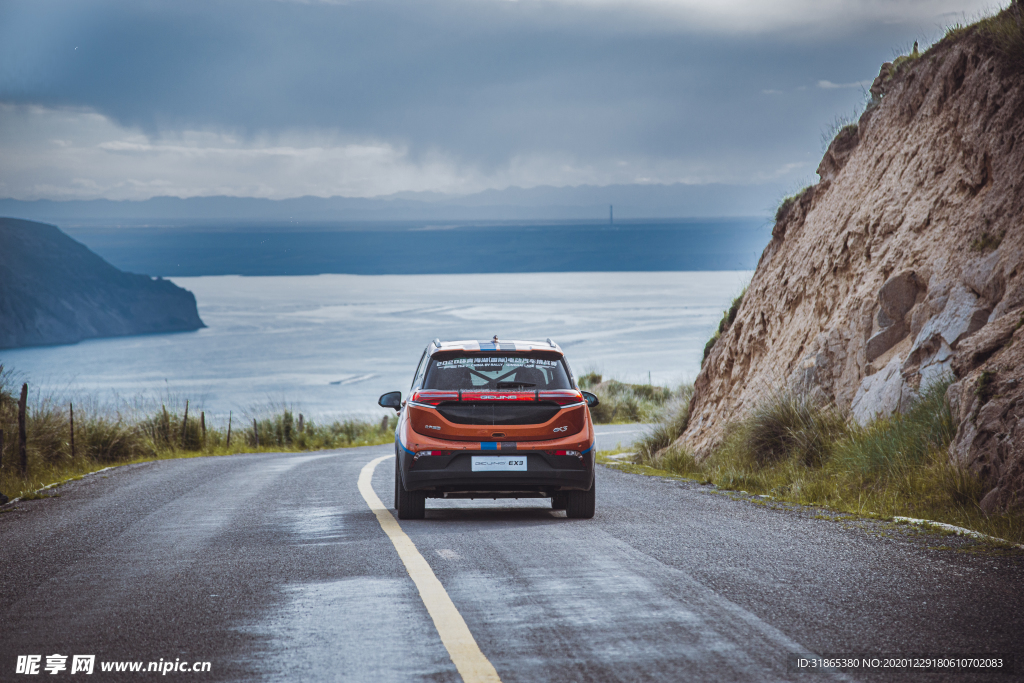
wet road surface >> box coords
[1,436,1022,682]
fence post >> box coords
[253,419,259,449]
[0,428,4,472]
[200,411,206,445]
[69,402,76,459]
[226,411,232,447]
[18,383,28,475]
[298,414,304,434]
[181,399,189,448]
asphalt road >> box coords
[2,431,1022,682]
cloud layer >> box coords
[0,0,1000,201]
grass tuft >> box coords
[629,376,1022,545]
[733,391,848,468]
[970,230,1005,252]
[979,3,1024,72]
[635,386,694,463]
[0,366,395,501]
[702,288,747,365]
[580,373,687,424]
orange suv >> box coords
[378,338,599,520]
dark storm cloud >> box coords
[0,0,945,174]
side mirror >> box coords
[581,391,599,408]
[378,391,402,412]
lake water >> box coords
[0,272,751,424]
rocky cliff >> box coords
[681,20,1024,512]
[0,218,204,348]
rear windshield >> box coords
[423,352,573,390]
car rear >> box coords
[387,339,597,519]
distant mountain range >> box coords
[0,182,783,223]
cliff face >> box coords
[0,218,205,349]
[681,28,1024,512]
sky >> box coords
[0,0,1002,203]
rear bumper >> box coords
[401,449,594,496]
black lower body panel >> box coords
[402,450,593,496]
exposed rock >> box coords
[816,124,860,183]
[0,218,205,348]
[680,26,1024,512]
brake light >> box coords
[410,390,459,405]
[459,390,538,402]
[411,389,584,405]
[537,390,584,406]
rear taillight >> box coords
[410,390,459,405]
[411,389,584,406]
[537,390,585,406]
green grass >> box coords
[945,22,971,40]
[970,230,1005,253]
[774,193,799,223]
[820,117,858,152]
[632,378,1024,545]
[979,3,1024,72]
[0,365,395,502]
[702,288,747,366]
[578,372,689,424]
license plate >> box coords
[471,456,527,472]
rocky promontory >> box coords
[0,217,204,348]
[682,18,1024,512]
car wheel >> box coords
[396,463,426,520]
[551,492,567,510]
[565,480,595,519]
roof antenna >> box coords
[432,338,441,348]
[546,338,556,347]
[492,335,499,343]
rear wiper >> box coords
[496,381,535,389]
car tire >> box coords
[396,461,426,520]
[551,492,567,510]
[565,480,595,519]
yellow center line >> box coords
[358,454,502,683]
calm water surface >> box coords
[0,272,750,422]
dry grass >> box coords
[634,378,1023,545]
[702,288,747,365]
[578,372,688,424]
[0,366,394,501]
[980,2,1024,72]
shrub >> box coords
[775,195,798,224]
[970,230,1005,253]
[702,288,746,365]
[0,365,397,500]
[833,379,954,477]
[586,378,689,425]
[735,391,849,468]
[635,387,694,464]
[980,3,1024,72]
